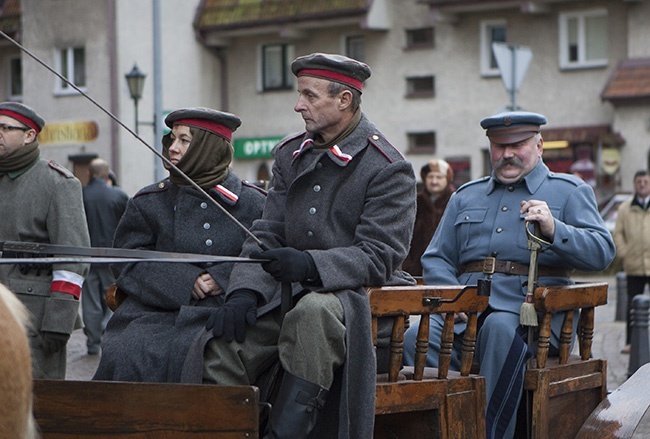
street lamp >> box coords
[124,64,146,134]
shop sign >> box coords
[233,136,282,159]
[39,121,99,145]
[601,148,621,175]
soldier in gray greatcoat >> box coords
[92,108,265,382]
[194,54,417,439]
[0,102,90,379]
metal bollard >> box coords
[628,294,650,377]
[616,271,627,322]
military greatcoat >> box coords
[223,114,417,439]
[0,158,90,379]
[93,170,265,382]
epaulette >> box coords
[243,180,268,196]
[368,133,404,163]
[548,172,582,187]
[276,131,306,150]
[47,160,74,178]
[456,176,490,192]
[133,180,170,199]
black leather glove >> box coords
[205,290,258,343]
[41,331,70,354]
[251,248,319,283]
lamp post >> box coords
[124,64,146,134]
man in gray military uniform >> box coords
[403,111,615,439]
[0,102,90,379]
[197,53,416,439]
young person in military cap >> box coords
[403,111,615,438]
[0,101,90,379]
[197,53,416,439]
[93,107,265,382]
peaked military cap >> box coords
[480,111,547,145]
[0,101,45,133]
[291,53,371,93]
[165,107,242,141]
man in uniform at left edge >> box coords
[0,102,90,379]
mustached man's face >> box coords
[490,135,543,184]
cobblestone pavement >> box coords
[66,273,630,391]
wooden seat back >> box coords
[521,281,609,439]
[32,380,260,438]
[368,285,489,439]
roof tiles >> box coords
[601,58,650,105]
[196,0,369,29]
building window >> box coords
[261,44,294,91]
[559,9,608,69]
[407,131,436,154]
[345,35,365,62]
[406,27,434,50]
[56,47,86,93]
[480,20,507,77]
[445,156,471,188]
[406,76,435,98]
[9,57,22,99]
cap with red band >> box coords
[0,101,45,133]
[164,108,241,141]
[291,53,371,93]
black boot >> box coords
[263,371,328,439]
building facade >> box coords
[1,0,648,202]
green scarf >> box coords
[162,127,231,189]
[0,141,40,175]
[312,108,362,150]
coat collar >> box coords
[209,170,241,206]
[291,113,372,168]
[486,159,548,195]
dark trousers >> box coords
[626,275,650,344]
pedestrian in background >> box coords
[613,169,650,354]
[403,158,455,276]
[0,101,90,379]
[81,158,128,355]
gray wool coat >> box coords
[225,114,416,439]
[0,158,90,379]
[92,171,265,382]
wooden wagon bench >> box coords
[31,281,608,438]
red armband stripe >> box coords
[51,281,81,299]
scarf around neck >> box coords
[312,108,362,150]
[0,141,40,175]
[162,127,232,189]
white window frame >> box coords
[54,47,87,95]
[558,8,608,70]
[344,35,366,62]
[9,56,22,100]
[259,43,295,92]
[480,19,507,77]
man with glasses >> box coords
[0,101,90,379]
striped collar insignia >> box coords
[292,138,314,160]
[329,144,352,163]
[215,184,238,202]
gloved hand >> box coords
[250,248,319,283]
[205,290,258,343]
[41,331,70,354]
